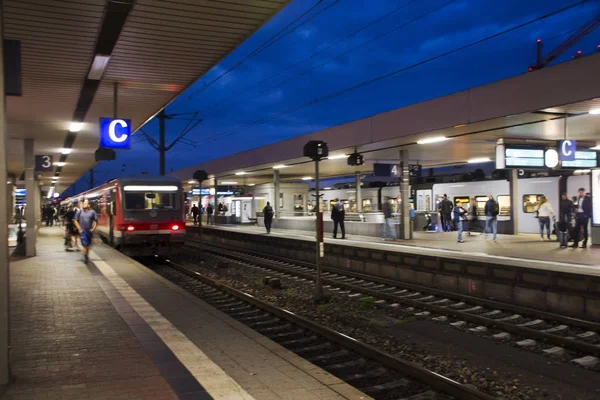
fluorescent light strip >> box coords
[272,165,287,169]
[55,162,65,167]
[327,154,348,160]
[69,122,83,133]
[301,176,313,180]
[187,180,196,184]
[88,54,111,80]
[417,136,448,145]
[235,171,247,175]
[590,108,600,115]
[61,148,72,155]
[467,157,491,164]
[123,185,178,192]
[220,181,238,185]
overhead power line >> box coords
[184,0,337,102]
[179,0,592,150]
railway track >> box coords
[148,256,496,400]
[184,238,600,369]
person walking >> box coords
[262,202,274,233]
[571,188,592,248]
[453,201,467,243]
[484,194,499,242]
[382,200,396,241]
[73,199,98,264]
[206,204,214,225]
[534,196,555,241]
[331,198,346,239]
[191,204,199,225]
[440,194,453,232]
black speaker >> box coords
[347,152,364,166]
[95,148,116,161]
[303,140,329,160]
[193,170,208,182]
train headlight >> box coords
[126,225,135,232]
[171,224,180,231]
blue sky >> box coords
[65,0,600,195]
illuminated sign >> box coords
[191,188,211,196]
[504,148,544,167]
[561,151,598,168]
[559,140,576,161]
[99,118,131,149]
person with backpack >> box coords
[262,202,274,233]
[331,198,346,239]
[439,194,454,232]
[452,200,468,243]
[484,194,499,242]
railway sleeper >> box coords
[340,367,388,384]
[325,358,367,373]
[256,323,293,334]
[278,335,319,347]
[293,342,333,356]
[265,329,304,340]
[306,349,349,364]
[400,390,438,400]
[360,378,410,395]
[248,318,281,328]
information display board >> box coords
[504,148,544,167]
[561,151,598,168]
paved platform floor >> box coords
[192,223,600,277]
[4,227,368,400]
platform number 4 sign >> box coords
[35,155,53,172]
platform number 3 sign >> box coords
[35,155,53,172]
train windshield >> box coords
[123,185,179,211]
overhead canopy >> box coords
[172,52,600,189]
[4,0,289,194]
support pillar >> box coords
[273,170,280,218]
[399,150,411,240]
[355,171,362,213]
[509,169,519,235]
[24,139,36,256]
[213,178,218,225]
[0,23,11,384]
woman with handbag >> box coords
[534,196,555,241]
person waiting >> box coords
[191,204,199,225]
[484,194,499,241]
[206,204,214,225]
[262,202,274,234]
[571,188,592,248]
[453,200,468,243]
[534,196,554,241]
[331,199,345,239]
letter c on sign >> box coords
[562,140,573,157]
[108,119,128,143]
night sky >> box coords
[64,0,600,195]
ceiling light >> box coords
[55,162,65,167]
[248,183,256,186]
[69,122,83,132]
[417,136,448,145]
[454,124,467,128]
[52,177,59,181]
[323,187,332,190]
[590,145,600,150]
[88,54,111,80]
[61,148,71,155]
[467,157,491,164]
[187,180,196,184]
[124,185,178,192]
[301,176,313,180]
[589,108,600,115]
[220,181,238,185]
[235,171,247,176]
[273,165,287,169]
[574,169,592,174]
[327,154,348,160]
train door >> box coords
[517,177,560,234]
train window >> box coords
[523,194,543,213]
[362,199,372,211]
[475,196,488,216]
[497,195,511,216]
[125,191,179,210]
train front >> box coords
[117,177,185,257]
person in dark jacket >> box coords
[559,192,575,224]
[206,204,214,225]
[439,194,453,232]
[191,204,199,225]
[453,201,467,243]
[571,188,592,248]
[484,194,499,241]
[262,202,274,233]
[331,199,345,239]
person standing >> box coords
[262,202,274,233]
[467,196,479,235]
[382,200,396,241]
[453,201,467,243]
[571,188,592,248]
[206,203,214,225]
[331,198,345,239]
[73,199,98,264]
[534,196,555,241]
[484,194,499,242]
[440,194,453,232]
[191,204,199,225]
[559,192,575,224]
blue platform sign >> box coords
[99,118,131,149]
[559,140,576,161]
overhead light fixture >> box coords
[590,108,600,115]
[88,54,111,80]
[323,187,332,190]
[187,180,196,184]
[590,145,600,150]
[327,154,348,160]
[69,122,83,132]
[454,124,467,128]
[574,169,592,174]
[301,176,313,180]
[61,148,72,155]
[417,136,449,145]
[124,185,178,192]
[55,162,65,167]
[235,171,247,176]
[247,183,256,186]
[220,181,238,185]
[273,164,287,169]
[467,157,491,164]
[52,177,59,181]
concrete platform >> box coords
[5,227,368,400]
[192,223,600,277]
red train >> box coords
[61,175,186,257]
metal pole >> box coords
[355,171,362,214]
[0,14,11,382]
[314,159,324,301]
[213,178,218,225]
[564,112,568,140]
[159,110,166,176]
[113,81,118,118]
[24,139,35,257]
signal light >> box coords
[171,224,180,231]
[126,226,135,231]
